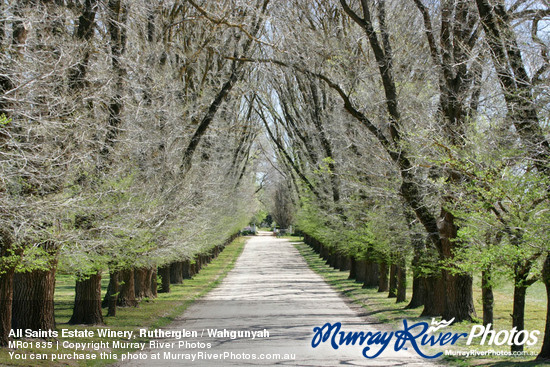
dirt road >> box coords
[118,233,439,366]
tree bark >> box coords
[363,260,379,288]
[69,272,104,325]
[0,266,14,346]
[355,260,366,283]
[195,256,202,273]
[320,245,329,261]
[150,267,157,298]
[182,260,192,279]
[332,252,339,269]
[68,0,98,90]
[339,255,350,271]
[106,271,118,317]
[388,263,397,298]
[170,262,183,284]
[537,254,550,360]
[396,264,406,303]
[421,275,445,316]
[439,208,475,322]
[134,267,154,299]
[406,273,425,309]
[406,237,425,309]
[336,254,344,271]
[189,263,197,278]
[512,269,529,352]
[117,269,138,307]
[482,269,494,326]
[102,269,117,308]
[158,266,170,293]
[378,262,389,293]
[12,264,57,331]
[327,251,336,268]
[348,256,357,280]
[443,270,476,322]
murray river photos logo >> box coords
[311,318,540,359]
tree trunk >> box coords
[320,245,329,261]
[134,267,154,299]
[331,253,338,269]
[537,254,550,360]
[333,253,339,269]
[195,256,202,273]
[12,264,57,331]
[106,271,118,317]
[102,269,117,308]
[439,208,475,322]
[421,274,445,316]
[511,271,528,352]
[378,262,389,292]
[69,272,104,325]
[406,273,425,309]
[150,268,157,298]
[355,260,366,283]
[388,263,397,298]
[0,266,14,346]
[482,269,494,326]
[443,270,476,322]
[348,256,356,280]
[406,232,425,309]
[170,262,183,284]
[117,269,138,307]
[158,266,170,293]
[363,261,378,288]
[69,0,98,90]
[327,251,336,268]
[182,260,192,279]
[337,254,346,270]
[396,264,406,303]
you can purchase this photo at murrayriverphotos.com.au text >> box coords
[1,0,550,366]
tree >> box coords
[473,0,550,355]
[271,181,295,230]
[1,0,96,339]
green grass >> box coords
[280,235,303,241]
[1,236,248,366]
[292,240,549,366]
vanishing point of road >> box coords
[118,232,438,366]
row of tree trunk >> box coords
[160,244,227,291]
[100,244,231,319]
[304,233,409,306]
[0,233,240,346]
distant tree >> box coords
[271,182,295,229]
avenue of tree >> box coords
[1,0,549,361]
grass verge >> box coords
[1,236,248,367]
[292,239,548,367]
